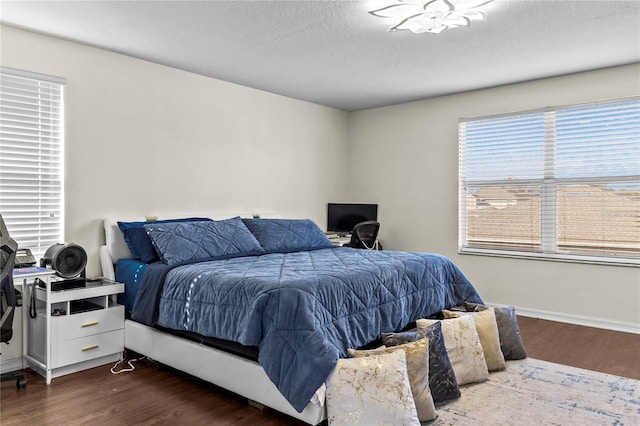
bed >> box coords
[100,216,483,425]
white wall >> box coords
[1,25,638,331]
[0,25,350,277]
[348,64,640,331]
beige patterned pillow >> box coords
[326,350,420,426]
[348,338,437,421]
[443,308,506,371]
[417,316,489,385]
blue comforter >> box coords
[131,247,482,412]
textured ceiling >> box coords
[1,0,638,111]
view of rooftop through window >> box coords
[459,98,640,263]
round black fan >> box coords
[41,243,87,278]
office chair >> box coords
[349,221,380,250]
[0,214,27,389]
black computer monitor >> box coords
[327,203,378,235]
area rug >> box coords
[431,358,640,425]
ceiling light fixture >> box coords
[369,0,494,34]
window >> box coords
[0,67,65,258]
[459,98,640,265]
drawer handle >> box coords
[81,344,99,351]
[81,321,99,327]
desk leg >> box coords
[20,279,28,369]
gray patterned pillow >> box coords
[385,323,460,403]
[464,302,527,360]
[380,330,418,346]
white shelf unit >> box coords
[1,269,55,374]
[24,279,125,384]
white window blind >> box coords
[459,98,640,265]
[0,67,65,258]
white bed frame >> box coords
[100,218,326,425]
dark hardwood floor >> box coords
[1,317,639,425]
[516,316,640,380]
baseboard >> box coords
[486,303,640,335]
[0,357,24,374]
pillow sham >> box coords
[443,308,506,371]
[348,338,437,421]
[464,302,527,360]
[145,217,263,265]
[118,217,211,263]
[417,316,489,386]
[326,351,420,426]
[242,218,334,253]
[121,227,158,263]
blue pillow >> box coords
[242,218,334,253]
[118,217,211,263]
[145,217,264,265]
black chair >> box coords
[349,221,380,250]
[0,214,27,389]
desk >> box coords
[327,234,351,247]
[326,233,383,250]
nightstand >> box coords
[23,277,125,384]
[2,268,55,374]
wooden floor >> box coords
[1,317,639,425]
[517,316,640,380]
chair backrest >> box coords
[349,221,380,250]
[0,214,18,344]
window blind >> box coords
[459,98,640,265]
[0,67,65,258]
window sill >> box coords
[459,248,640,267]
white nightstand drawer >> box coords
[51,329,124,368]
[52,305,124,342]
